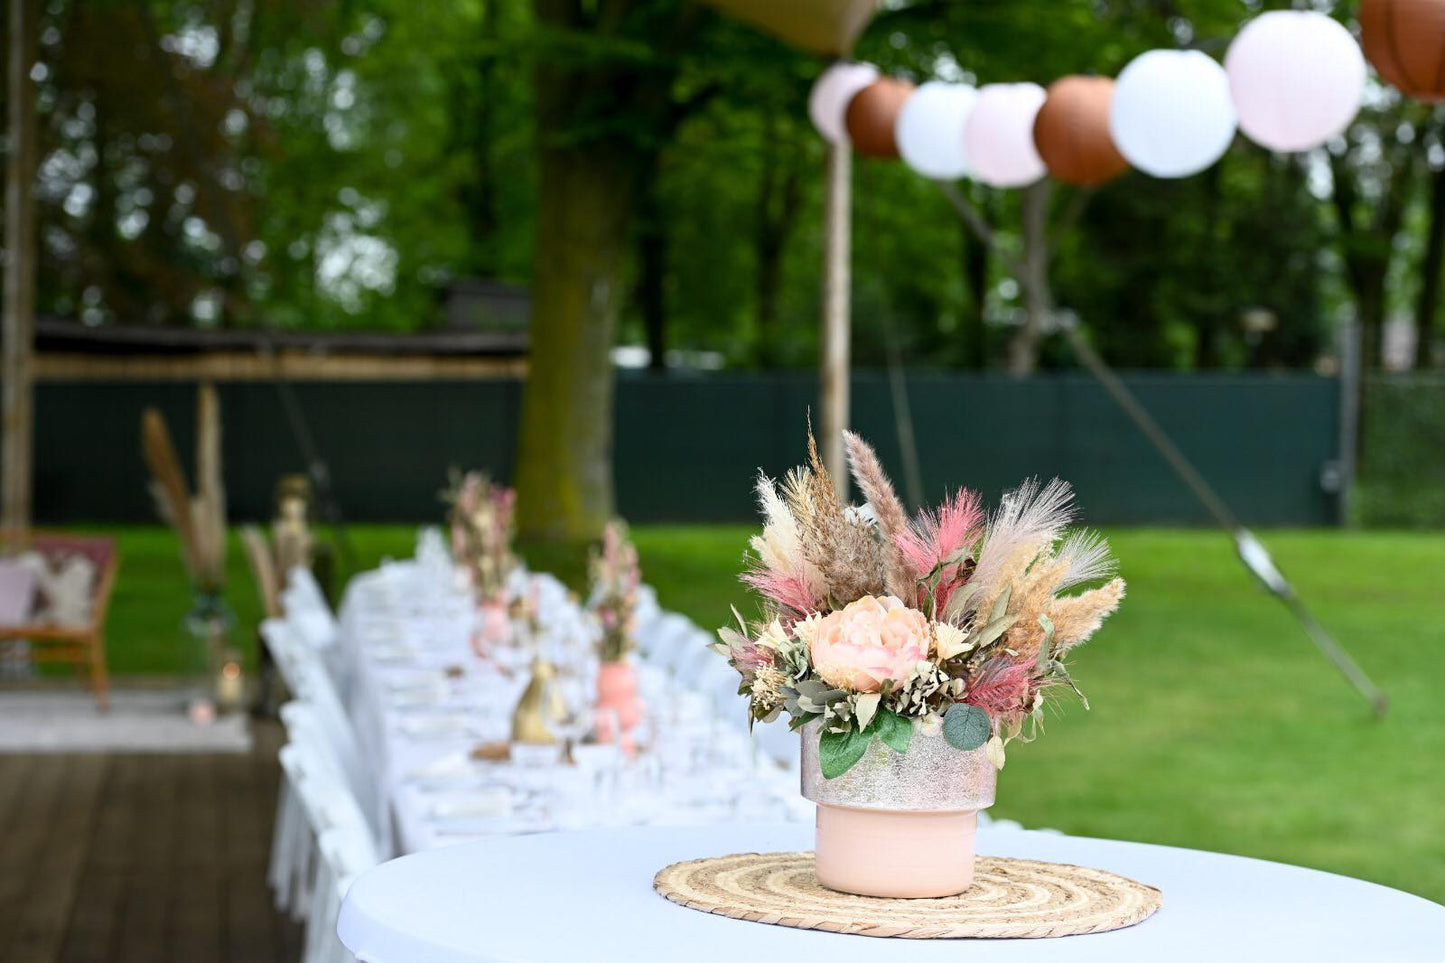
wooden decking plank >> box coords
[0,755,69,948]
[5,755,107,963]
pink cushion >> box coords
[0,561,38,625]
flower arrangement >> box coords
[713,431,1125,779]
[589,520,641,663]
[443,470,518,605]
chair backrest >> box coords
[264,621,378,826]
[280,701,387,854]
[283,567,338,650]
[0,532,119,632]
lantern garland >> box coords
[808,9,1385,187]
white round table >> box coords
[337,824,1445,962]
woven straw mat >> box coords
[653,851,1162,939]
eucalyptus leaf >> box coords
[1048,659,1090,710]
[942,702,992,752]
[1034,614,1055,670]
[972,612,1016,649]
[876,709,912,755]
[988,584,1013,624]
[853,692,881,731]
[818,726,871,779]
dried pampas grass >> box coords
[141,384,228,593]
[843,431,914,599]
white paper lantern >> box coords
[1225,11,1366,152]
[895,81,978,180]
[809,62,879,144]
[962,83,1047,188]
[1110,50,1237,178]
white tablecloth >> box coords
[336,562,808,854]
[338,823,1445,962]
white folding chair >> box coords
[284,566,339,651]
[280,734,379,963]
[264,621,390,855]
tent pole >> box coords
[821,140,851,493]
[3,0,38,537]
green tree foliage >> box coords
[2,0,1439,374]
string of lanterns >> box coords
[812,9,1379,187]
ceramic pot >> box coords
[595,660,643,731]
[472,599,512,656]
[800,719,996,898]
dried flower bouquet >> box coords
[443,470,518,605]
[589,520,641,663]
[713,431,1125,779]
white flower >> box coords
[756,619,790,650]
[933,620,974,661]
[791,612,823,646]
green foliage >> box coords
[1357,376,1445,526]
[943,702,991,752]
[874,707,912,755]
[24,0,1433,383]
[818,725,870,779]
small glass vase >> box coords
[182,590,236,723]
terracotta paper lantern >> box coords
[844,76,916,158]
[1360,0,1445,102]
[809,62,879,144]
[1226,11,1365,151]
[1033,76,1128,186]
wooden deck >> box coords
[0,721,304,963]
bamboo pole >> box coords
[3,0,38,536]
[820,140,851,494]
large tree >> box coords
[513,0,710,542]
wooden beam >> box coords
[820,140,851,495]
[32,351,528,382]
[3,0,38,536]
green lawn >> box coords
[75,524,1445,904]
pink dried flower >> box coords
[963,659,1035,717]
[741,569,820,621]
[895,488,983,610]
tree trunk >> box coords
[1415,163,1445,369]
[1007,180,1053,375]
[753,115,802,367]
[514,146,634,541]
[635,159,668,373]
[960,215,988,369]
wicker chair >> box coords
[0,533,119,711]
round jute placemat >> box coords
[653,852,1162,940]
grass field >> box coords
[57,524,1445,904]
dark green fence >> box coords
[1356,374,1445,527]
[28,371,1342,526]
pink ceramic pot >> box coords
[471,599,512,656]
[595,660,643,732]
[801,719,996,898]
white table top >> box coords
[337,823,1445,962]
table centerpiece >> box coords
[444,470,519,651]
[711,430,1126,898]
[588,520,644,748]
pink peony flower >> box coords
[809,595,930,692]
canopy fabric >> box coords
[701,0,877,56]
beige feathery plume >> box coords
[142,407,201,579]
[843,430,914,600]
[999,551,1071,660]
[1048,577,1126,653]
[749,471,823,599]
[192,383,227,591]
[788,430,885,605]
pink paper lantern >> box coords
[809,62,880,144]
[1225,11,1366,152]
[962,83,1048,188]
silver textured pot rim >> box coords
[799,718,997,813]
